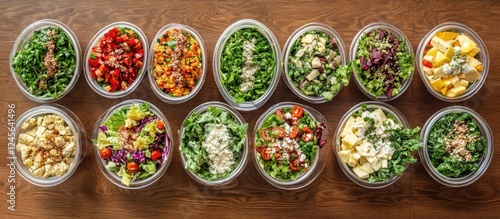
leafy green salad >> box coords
[427,112,486,178]
[93,103,170,187]
[180,106,248,181]
[220,28,276,103]
[255,105,326,181]
[352,28,414,99]
[12,26,77,98]
[287,30,351,101]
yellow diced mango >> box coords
[436,31,460,41]
[468,47,481,57]
[467,56,482,67]
[440,86,448,95]
[475,64,483,71]
[463,68,481,82]
[431,36,452,53]
[456,34,477,54]
[450,75,462,88]
[430,78,444,92]
[442,78,453,89]
[444,46,455,60]
[426,47,438,56]
[461,80,469,87]
[446,86,467,97]
[433,51,450,67]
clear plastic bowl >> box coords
[416,22,489,102]
[213,19,281,111]
[178,101,249,186]
[14,104,86,187]
[148,23,207,104]
[419,106,493,187]
[92,99,173,189]
[282,22,347,103]
[350,22,414,101]
[9,19,82,103]
[84,22,148,98]
[334,101,410,189]
[253,102,329,190]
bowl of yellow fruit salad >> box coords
[417,22,489,102]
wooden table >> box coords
[1,0,499,218]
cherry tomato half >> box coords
[156,120,165,130]
[260,148,272,161]
[301,127,314,142]
[261,128,271,141]
[151,150,161,161]
[291,105,304,120]
[127,161,139,171]
[99,147,112,159]
[272,126,286,138]
[289,125,299,139]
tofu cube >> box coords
[342,133,359,149]
[352,167,369,179]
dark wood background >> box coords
[1,0,499,218]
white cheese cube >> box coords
[339,150,351,163]
[342,133,359,149]
[352,167,369,179]
[360,162,374,174]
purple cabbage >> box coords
[99,126,108,133]
[137,116,156,132]
[111,149,127,164]
[131,150,146,163]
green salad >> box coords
[427,112,486,178]
[338,104,422,183]
[220,28,276,103]
[255,105,326,181]
[180,106,248,181]
[93,103,171,187]
[352,28,414,99]
[12,26,77,98]
[287,30,351,100]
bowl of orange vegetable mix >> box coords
[148,24,206,104]
[417,22,489,102]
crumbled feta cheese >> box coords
[201,124,235,175]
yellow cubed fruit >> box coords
[463,68,481,82]
[461,80,469,87]
[440,86,448,95]
[426,47,438,56]
[467,56,482,68]
[431,36,452,53]
[456,34,477,54]
[450,75,462,88]
[475,64,483,71]
[423,55,434,63]
[446,86,467,97]
[468,47,481,57]
[423,66,433,76]
[442,78,453,89]
[432,51,450,67]
[430,78,444,92]
[436,31,460,41]
[444,46,455,60]
[434,66,445,78]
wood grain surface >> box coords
[1,0,499,218]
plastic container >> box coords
[282,22,347,103]
[92,99,173,189]
[10,19,82,103]
[350,22,414,101]
[419,106,493,187]
[416,22,489,102]
[334,101,410,189]
[148,23,207,104]
[84,22,148,98]
[179,101,248,186]
[14,104,86,187]
[213,19,281,111]
[253,102,329,190]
